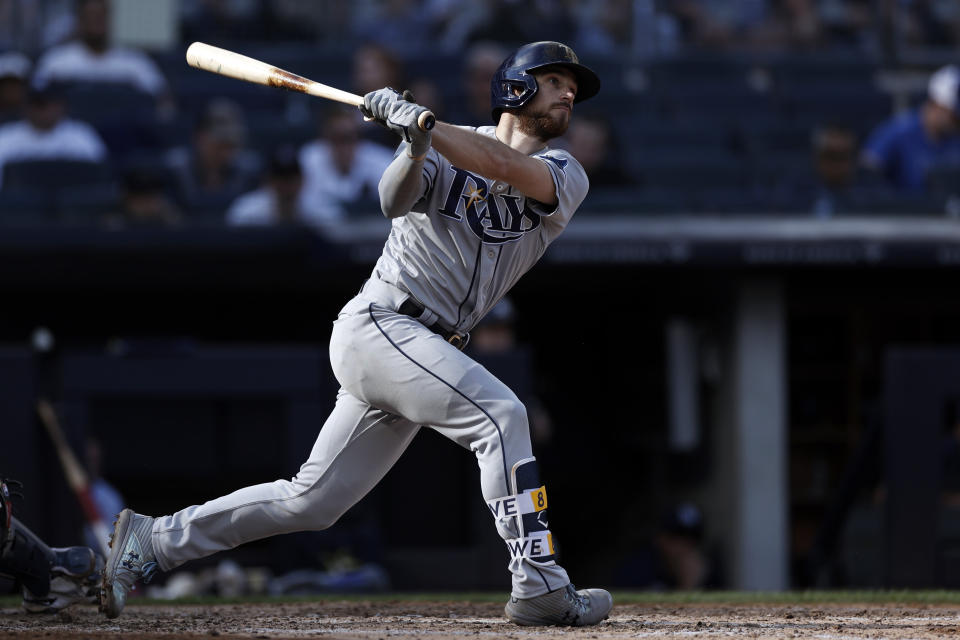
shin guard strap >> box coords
[505,531,555,561]
[486,486,547,519]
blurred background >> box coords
[1,0,960,597]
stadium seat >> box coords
[927,164,960,199]
[59,82,163,156]
[172,73,287,114]
[2,159,115,190]
[246,113,316,155]
[0,188,56,225]
[55,183,122,225]
[630,149,749,190]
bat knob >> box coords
[418,111,435,131]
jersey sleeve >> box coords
[528,149,589,228]
[397,143,442,214]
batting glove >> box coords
[361,88,432,159]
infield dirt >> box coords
[3,600,960,639]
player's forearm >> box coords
[378,153,427,219]
[431,122,513,182]
[430,122,557,205]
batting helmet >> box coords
[490,41,600,123]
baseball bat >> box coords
[36,399,111,556]
[185,41,435,131]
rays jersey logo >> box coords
[438,166,543,244]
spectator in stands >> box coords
[350,43,405,147]
[179,0,265,44]
[0,52,30,124]
[165,99,261,218]
[563,113,632,187]
[816,0,875,48]
[664,0,770,49]
[405,77,445,123]
[429,0,575,52]
[809,124,860,217]
[614,502,721,590]
[0,0,75,57]
[651,503,719,590]
[451,41,508,127]
[351,43,404,96]
[299,106,393,217]
[227,145,339,230]
[573,0,637,55]
[665,0,822,51]
[268,1,353,43]
[109,167,181,227]
[899,0,960,48]
[0,84,106,190]
[861,65,960,192]
[351,0,433,53]
[32,0,171,109]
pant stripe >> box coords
[368,303,512,496]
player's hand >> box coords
[361,87,432,159]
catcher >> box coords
[1,477,103,613]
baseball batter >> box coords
[102,41,612,627]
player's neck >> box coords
[495,116,549,155]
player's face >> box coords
[517,68,578,141]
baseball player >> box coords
[101,41,612,627]
[1,477,103,613]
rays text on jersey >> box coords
[438,166,542,244]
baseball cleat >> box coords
[100,509,158,619]
[51,546,98,578]
[23,549,104,613]
[504,583,613,626]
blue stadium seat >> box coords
[629,149,749,190]
[55,183,122,225]
[844,188,946,215]
[739,121,814,156]
[246,113,316,155]
[2,159,115,190]
[927,164,960,198]
[0,188,56,225]
[60,82,163,156]
[620,120,734,152]
[655,84,776,125]
[172,73,287,113]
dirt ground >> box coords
[3,600,960,639]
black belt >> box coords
[397,299,469,350]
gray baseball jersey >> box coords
[373,125,588,333]
[148,125,588,601]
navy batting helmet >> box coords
[490,41,600,123]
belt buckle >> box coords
[447,334,466,350]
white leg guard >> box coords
[486,457,569,598]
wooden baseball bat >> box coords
[185,41,435,131]
[36,399,111,556]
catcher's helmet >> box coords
[490,41,600,123]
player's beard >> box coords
[516,105,570,141]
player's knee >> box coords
[499,396,530,437]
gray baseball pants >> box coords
[149,278,570,598]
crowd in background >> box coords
[0,0,957,228]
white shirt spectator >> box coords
[299,139,393,213]
[0,118,106,189]
[226,186,343,231]
[33,41,167,95]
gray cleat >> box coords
[505,583,613,626]
[100,509,158,619]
